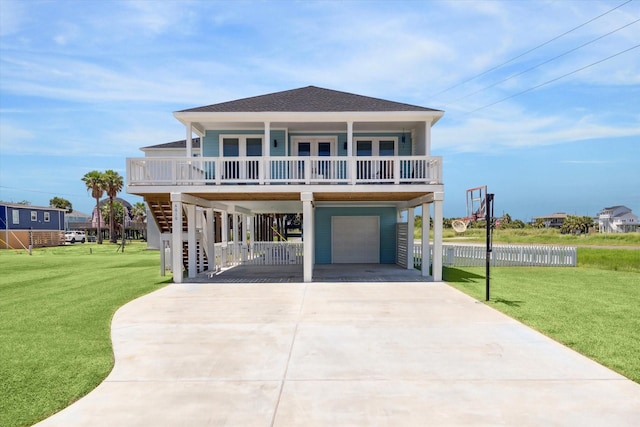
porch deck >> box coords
[189,264,428,283]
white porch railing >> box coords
[127,156,442,186]
[412,243,577,268]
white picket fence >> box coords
[413,243,576,268]
[242,241,304,265]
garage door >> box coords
[331,216,380,263]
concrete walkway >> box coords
[38,282,640,426]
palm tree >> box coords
[82,171,104,244]
[103,170,124,243]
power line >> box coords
[442,18,640,108]
[0,185,88,199]
[466,43,640,114]
[428,0,635,100]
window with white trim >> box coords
[12,210,19,224]
[219,135,264,180]
[354,137,398,156]
[44,212,50,222]
[31,211,37,221]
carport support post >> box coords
[433,194,444,281]
[302,192,314,282]
[406,207,415,270]
[171,198,183,284]
[186,204,197,278]
[421,202,431,278]
[205,208,215,273]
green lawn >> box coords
[1,241,638,426]
[445,258,640,383]
[429,227,640,247]
[0,243,169,427]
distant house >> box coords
[0,202,65,249]
[533,212,567,229]
[597,206,639,233]
[141,137,201,158]
[65,210,92,230]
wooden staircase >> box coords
[146,197,210,274]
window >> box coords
[220,136,264,180]
[354,137,397,156]
[12,210,19,225]
[246,138,262,156]
[31,211,37,221]
[44,212,50,222]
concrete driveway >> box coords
[37,281,640,426]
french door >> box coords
[355,138,397,181]
[292,137,337,179]
[221,137,262,180]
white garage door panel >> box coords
[332,216,379,263]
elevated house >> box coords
[597,206,638,233]
[533,212,567,229]
[0,202,65,249]
[126,86,445,282]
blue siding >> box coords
[0,205,6,230]
[205,131,413,158]
[203,130,285,157]
[288,132,412,156]
[314,206,397,264]
[0,205,64,231]
[271,130,286,156]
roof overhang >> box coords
[173,110,444,135]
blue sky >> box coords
[1,0,638,221]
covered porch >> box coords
[145,188,443,284]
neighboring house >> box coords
[0,202,65,249]
[597,206,639,233]
[141,137,201,158]
[126,86,445,283]
[65,210,92,230]
[533,212,567,229]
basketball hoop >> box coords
[452,186,488,233]
[452,219,468,233]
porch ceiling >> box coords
[144,190,432,214]
[192,120,424,134]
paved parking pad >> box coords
[37,282,640,426]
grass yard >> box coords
[435,227,640,247]
[444,248,640,383]
[0,242,169,427]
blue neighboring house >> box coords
[126,86,446,283]
[0,202,66,249]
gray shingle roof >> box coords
[142,137,201,150]
[177,86,441,113]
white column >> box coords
[264,121,271,155]
[205,208,215,272]
[264,121,271,183]
[406,207,415,270]
[422,203,431,278]
[433,194,444,281]
[220,211,228,267]
[171,199,183,283]
[347,121,355,184]
[222,212,228,244]
[248,215,254,257]
[232,213,240,263]
[186,123,193,158]
[186,204,197,278]
[302,192,314,282]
